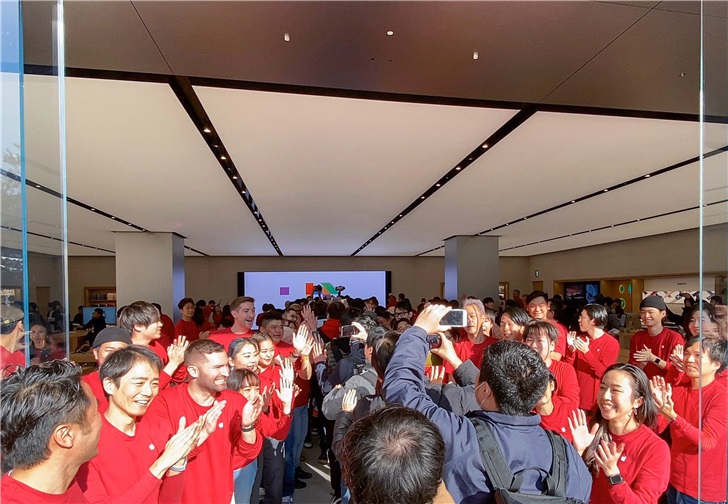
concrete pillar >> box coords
[444,235,499,302]
[115,232,185,321]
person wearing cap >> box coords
[629,295,683,380]
[80,327,132,414]
[1,304,26,377]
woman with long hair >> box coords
[569,363,670,503]
[498,306,530,342]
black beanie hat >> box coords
[640,295,667,311]
[92,327,132,348]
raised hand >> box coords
[280,357,295,383]
[594,440,625,477]
[260,385,273,411]
[633,345,654,363]
[414,304,452,336]
[350,322,367,341]
[649,376,676,420]
[573,336,590,354]
[311,336,326,364]
[341,388,358,413]
[670,344,684,372]
[426,365,446,385]
[159,416,204,469]
[197,400,226,446]
[167,336,189,367]
[277,374,294,414]
[242,391,263,428]
[293,324,310,354]
[430,331,460,367]
[567,331,576,348]
[568,409,598,455]
[301,305,317,333]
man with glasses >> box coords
[394,301,414,324]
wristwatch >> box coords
[607,473,625,486]
[170,457,188,472]
[653,357,661,365]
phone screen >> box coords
[340,324,357,337]
[439,309,467,327]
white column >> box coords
[444,235,499,302]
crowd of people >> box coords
[0,289,726,504]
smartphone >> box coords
[426,333,442,349]
[340,324,358,338]
[439,309,467,327]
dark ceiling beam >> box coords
[168,76,282,256]
[351,107,538,255]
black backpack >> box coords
[468,417,586,504]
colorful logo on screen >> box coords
[306,282,337,296]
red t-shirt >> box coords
[143,340,174,389]
[628,327,683,380]
[81,370,108,414]
[0,346,25,376]
[274,342,311,409]
[158,314,175,350]
[548,359,580,406]
[538,396,576,443]
[76,415,184,504]
[174,319,212,343]
[143,384,262,504]
[319,319,341,340]
[564,333,620,412]
[549,321,568,357]
[1,474,88,503]
[590,424,670,504]
[658,379,727,502]
[208,328,254,353]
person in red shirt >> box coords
[524,321,580,406]
[76,346,210,504]
[176,297,213,342]
[564,304,620,413]
[535,373,576,442]
[81,327,132,413]
[119,301,188,388]
[569,363,670,504]
[1,304,26,377]
[498,306,531,342]
[1,360,102,503]
[651,337,727,504]
[451,299,489,372]
[209,296,256,352]
[512,289,526,309]
[144,339,263,504]
[152,303,175,349]
[319,302,344,340]
[526,290,567,360]
[629,295,683,380]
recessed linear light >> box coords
[386,30,394,36]
[203,127,211,133]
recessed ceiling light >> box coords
[571,200,576,204]
[203,127,211,133]
[420,196,425,199]
[284,33,290,42]
[603,189,608,192]
[90,208,96,211]
[482,144,488,148]
[436,183,441,187]
[473,51,479,60]
[220,155,227,160]
[233,175,238,179]
[213,144,219,148]
[455,167,462,171]
[111,216,116,219]
[645,174,651,178]
[386,30,394,36]
[35,184,41,188]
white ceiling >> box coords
[7,1,728,259]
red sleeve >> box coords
[159,371,172,390]
[628,333,640,367]
[158,473,185,504]
[78,461,162,504]
[555,363,580,406]
[562,344,576,365]
[671,402,727,451]
[665,365,685,386]
[554,324,567,356]
[257,406,292,441]
[604,440,670,504]
[581,338,619,378]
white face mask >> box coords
[475,381,490,410]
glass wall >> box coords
[1,0,69,368]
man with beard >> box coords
[145,339,264,504]
[210,296,256,352]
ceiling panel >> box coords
[195,85,517,255]
[41,76,279,256]
[363,112,728,255]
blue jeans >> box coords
[667,485,727,504]
[233,459,257,504]
[282,405,309,497]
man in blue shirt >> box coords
[383,304,592,504]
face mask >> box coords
[475,381,490,410]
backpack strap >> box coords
[468,417,521,492]
[543,429,568,497]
